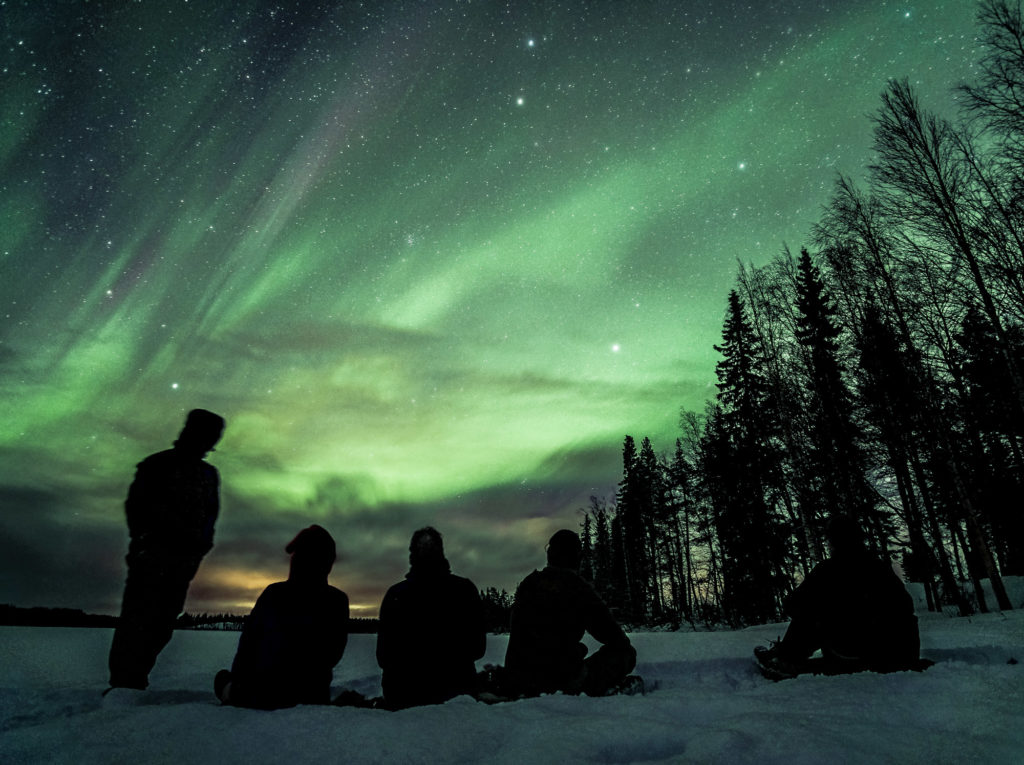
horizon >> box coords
[0,0,978,618]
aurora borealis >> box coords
[1,1,978,616]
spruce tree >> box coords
[616,435,654,623]
[708,290,788,624]
[793,248,881,545]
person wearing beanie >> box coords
[376,527,486,709]
[215,524,350,709]
[108,409,226,692]
[754,515,920,680]
[503,529,636,697]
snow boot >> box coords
[605,674,646,696]
[214,669,232,703]
[754,644,801,681]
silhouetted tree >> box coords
[707,291,789,624]
[794,248,882,544]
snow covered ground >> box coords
[1,612,1021,764]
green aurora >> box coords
[0,0,978,614]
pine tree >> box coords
[592,498,614,603]
[707,291,788,625]
[580,513,595,583]
[616,435,654,623]
[793,248,882,545]
[955,308,1024,574]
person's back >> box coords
[788,545,918,668]
[218,525,349,709]
[126,447,220,562]
[376,527,485,709]
[504,530,634,697]
[756,515,919,678]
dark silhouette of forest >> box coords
[575,0,1024,629]
[0,604,382,633]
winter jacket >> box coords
[124,447,220,570]
[376,561,486,708]
[229,579,349,709]
[785,549,918,665]
[504,565,631,695]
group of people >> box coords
[107,409,921,709]
[106,409,637,709]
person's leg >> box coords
[109,567,157,689]
[109,565,192,688]
[754,614,825,679]
[214,669,233,703]
[580,642,637,696]
[862,613,921,672]
[775,615,822,662]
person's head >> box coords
[826,515,866,558]
[409,526,445,568]
[546,529,582,570]
[286,524,336,581]
[175,409,225,455]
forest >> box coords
[556,0,1024,628]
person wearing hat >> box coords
[108,408,226,692]
[503,529,636,697]
[376,526,486,709]
[215,524,350,709]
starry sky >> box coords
[0,0,978,617]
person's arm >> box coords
[462,580,487,660]
[197,464,220,555]
[124,459,157,540]
[583,583,629,648]
[231,588,271,675]
[375,587,395,669]
[327,590,349,667]
[784,561,829,618]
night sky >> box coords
[1,1,978,617]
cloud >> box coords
[183,442,622,616]
[0,484,125,613]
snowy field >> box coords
[1,612,1022,764]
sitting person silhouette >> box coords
[215,524,349,709]
[754,515,920,680]
[503,530,637,697]
[376,526,486,709]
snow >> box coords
[1,612,1022,764]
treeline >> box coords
[175,612,246,630]
[580,0,1024,628]
[480,587,513,633]
[0,605,380,633]
[0,604,118,628]
[175,613,381,634]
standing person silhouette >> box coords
[376,527,486,709]
[107,408,225,692]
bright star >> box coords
[611,344,621,353]
[516,97,524,106]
